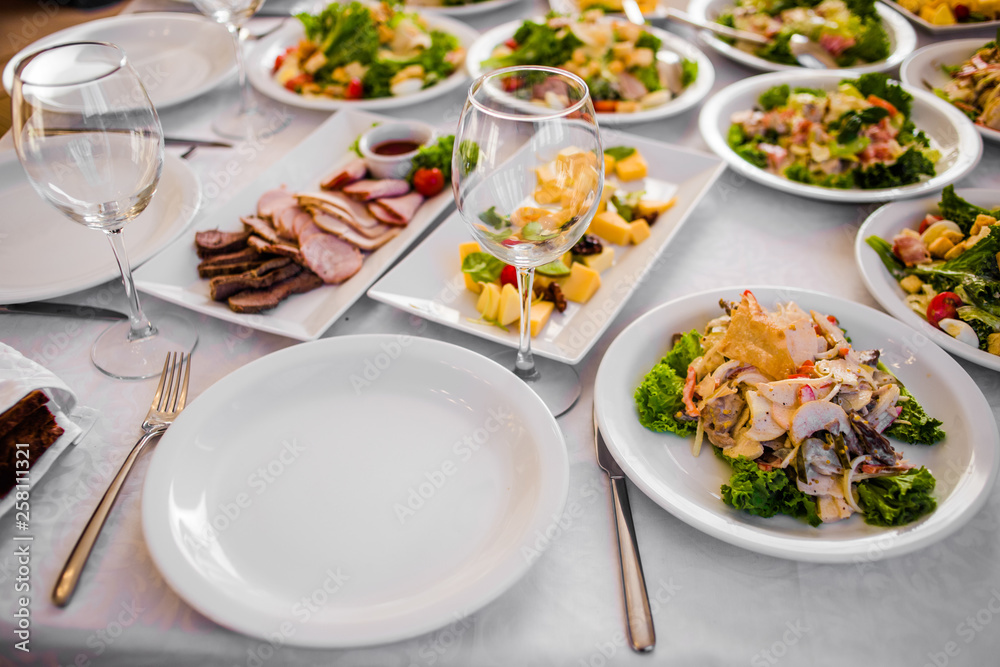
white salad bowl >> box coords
[699,70,983,202]
[901,38,1000,144]
[687,0,916,73]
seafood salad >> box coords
[635,291,943,526]
[935,34,1000,131]
[727,73,940,189]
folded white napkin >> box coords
[0,343,90,515]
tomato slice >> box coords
[594,100,617,113]
[345,78,363,100]
[867,94,897,116]
[927,292,963,327]
[412,167,445,197]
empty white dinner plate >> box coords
[2,13,235,109]
[142,335,569,647]
[594,286,999,562]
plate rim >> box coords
[0,153,200,304]
[464,17,716,126]
[409,0,524,16]
[141,334,570,647]
[366,135,728,364]
[698,69,984,202]
[855,187,1000,372]
[882,0,1000,33]
[594,284,1000,562]
[1,12,235,109]
[246,12,478,111]
[134,108,455,341]
[687,0,917,74]
[899,37,1000,144]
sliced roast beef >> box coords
[228,271,324,314]
[275,205,313,241]
[321,157,368,190]
[210,260,300,301]
[300,233,364,284]
[197,247,270,278]
[296,191,387,233]
[257,187,297,219]
[241,215,280,243]
[310,209,400,251]
[342,179,410,202]
[248,235,303,262]
[194,229,252,258]
[367,191,424,226]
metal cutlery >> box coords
[0,302,127,320]
[594,406,655,652]
[52,352,192,607]
[665,8,770,45]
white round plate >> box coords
[142,335,569,647]
[465,19,715,126]
[548,0,672,19]
[901,38,1000,144]
[407,0,523,16]
[699,70,983,202]
[0,153,199,304]
[2,13,234,109]
[883,0,1000,34]
[594,285,999,563]
[856,188,1000,372]
[247,13,478,111]
[687,0,916,73]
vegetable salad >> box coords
[728,73,940,189]
[934,32,1000,131]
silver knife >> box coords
[594,405,656,652]
[0,303,127,320]
[165,137,233,149]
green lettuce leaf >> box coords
[856,467,937,526]
[634,329,702,435]
[720,456,821,527]
[461,252,504,284]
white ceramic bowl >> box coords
[358,121,436,179]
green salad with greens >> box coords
[727,73,940,190]
[635,290,942,527]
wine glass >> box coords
[452,66,604,416]
[192,0,289,140]
[12,41,198,380]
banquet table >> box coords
[2,1,1000,665]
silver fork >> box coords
[52,352,192,607]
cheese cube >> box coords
[476,283,501,320]
[615,152,648,181]
[589,210,632,245]
[922,3,955,23]
[629,219,652,245]
[596,182,615,214]
[582,246,615,272]
[603,154,616,176]
[460,241,483,293]
[534,274,554,289]
[497,283,521,326]
[530,300,556,336]
[636,197,676,220]
[558,262,602,303]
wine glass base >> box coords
[490,351,580,417]
[91,313,199,380]
[210,103,290,141]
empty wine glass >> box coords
[12,41,197,379]
[452,66,604,416]
[192,0,290,140]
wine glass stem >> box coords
[228,23,256,116]
[514,266,539,381]
[105,229,156,341]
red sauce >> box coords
[373,140,420,156]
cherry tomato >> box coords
[345,78,364,100]
[954,3,970,19]
[867,95,898,116]
[504,38,518,49]
[284,73,313,92]
[927,292,963,328]
[272,46,295,74]
[500,265,517,288]
[412,167,445,197]
[918,214,942,234]
[501,75,523,92]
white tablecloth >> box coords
[2,2,1000,665]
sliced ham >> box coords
[228,271,324,314]
[297,221,325,244]
[241,215,280,243]
[248,235,303,263]
[257,187,297,219]
[367,191,424,226]
[310,209,400,251]
[616,72,647,101]
[300,233,363,284]
[194,229,252,258]
[892,234,930,267]
[275,205,313,241]
[342,179,410,202]
[321,157,368,190]
[297,191,387,233]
